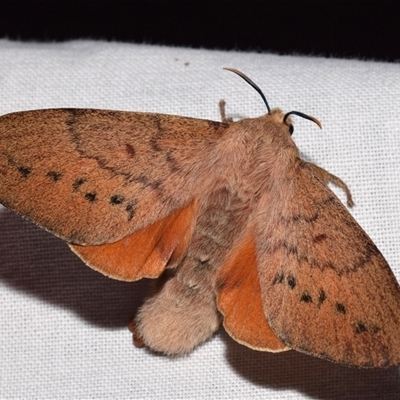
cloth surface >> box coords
[0,40,399,399]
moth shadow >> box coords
[0,208,148,328]
[222,330,400,400]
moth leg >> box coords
[306,162,354,207]
[219,100,233,124]
[126,317,144,348]
[133,271,221,355]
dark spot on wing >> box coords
[151,114,162,131]
[318,289,327,306]
[110,194,125,205]
[126,200,137,221]
[324,261,335,270]
[300,292,312,303]
[133,174,149,185]
[166,151,180,172]
[125,143,135,158]
[18,166,31,178]
[336,303,346,314]
[149,179,162,190]
[148,116,163,152]
[287,275,296,289]
[46,171,62,182]
[149,137,162,152]
[73,178,87,191]
[313,234,327,243]
[273,272,284,285]
[355,322,367,334]
[282,240,298,255]
[85,192,97,202]
[65,109,85,137]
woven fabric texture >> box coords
[0,40,399,399]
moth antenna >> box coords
[224,68,271,113]
[284,111,322,130]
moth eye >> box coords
[289,125,294,135]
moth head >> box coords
[223,67,322,135]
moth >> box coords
[0,69,399,368]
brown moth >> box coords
[0,69,399,368]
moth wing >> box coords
[69,199,198,281]
[256,160,400,367]
[0,109,225,245]
[216,226,289,352]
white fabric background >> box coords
[0,40,399,399]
